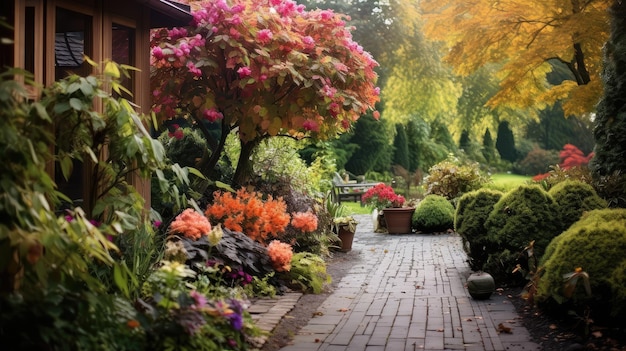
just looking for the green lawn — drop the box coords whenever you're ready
[341,201,374,215]
[485,173,532,192]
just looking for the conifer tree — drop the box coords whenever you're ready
[482,129,497,164]
[496,121,517,162]
[591,0,626,207]
[393,123,410,170]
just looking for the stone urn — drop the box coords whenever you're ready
[467,272,495,300]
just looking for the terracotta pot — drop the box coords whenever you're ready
[382,207,415,234]
[337,226,355,252]
[467,272,495,300]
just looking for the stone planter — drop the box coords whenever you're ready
[467,272,495,300]
[382,207,415,234]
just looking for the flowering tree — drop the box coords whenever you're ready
[151,0,380,185]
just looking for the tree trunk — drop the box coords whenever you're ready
[232,138,260,188]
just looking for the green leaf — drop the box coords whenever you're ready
[59,155,73,181]
[69,97,83,111]
[105,61,121,79]
[113,264,130,298]
[187,166,207,180]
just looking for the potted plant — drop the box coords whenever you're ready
[362,183,414,234]
[332,216,358,252]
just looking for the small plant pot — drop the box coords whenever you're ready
[382,207,415,234]
[337,226,355,252]
[467,272,495,300]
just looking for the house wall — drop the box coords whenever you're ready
[6,0,172,212]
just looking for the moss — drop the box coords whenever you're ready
[536,210,626,317]
[455,189,503,271]
[548,180,607,231]
[412,194,455,233]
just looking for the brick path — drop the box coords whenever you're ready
[275,214,542,351]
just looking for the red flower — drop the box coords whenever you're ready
[361,183,405,210]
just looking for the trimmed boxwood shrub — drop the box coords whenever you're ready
[548,180,607,231]
[483,185,560,282]
[412,194,455,233]
[454,189,503,271]
[536,209,626,318]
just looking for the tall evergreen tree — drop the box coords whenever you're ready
[590,0,626,207]
[459,130,471,151]
[392,124,410,170]
[496,121,517,162]
[344,114,391,175]
[406,119,423,172]
[482,129,497,164]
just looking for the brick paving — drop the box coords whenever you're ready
[273,214,542,351]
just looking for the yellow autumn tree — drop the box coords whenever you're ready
[381,0,461,124]
[420,0,611,118]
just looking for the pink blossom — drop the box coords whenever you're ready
[230,14,243,26]
[302,36,315,48]
[190,290,207,309]
[259,74,268,82]
[320,10,333,21]
[329,102,340,117]
[152,46,164,60]
[152,89,161,97]
[231,4,245,13]
[373,111,380,120]
[257,29,273,44]
[374,87,381,96]
[237,66,252,78]
[303,120,320,132]
[321,85,337,98]
[229,27,241,39]
[187,62,202,77]
[203,108,224,122]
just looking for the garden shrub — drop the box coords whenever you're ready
[548,180,607,231]
[412,194,455,233]
[515,147,560,176]
[536,209,626,318]
[483,185,560,282]
[288,252,332,294]
[454,189,503,271]
[424,155,490,201]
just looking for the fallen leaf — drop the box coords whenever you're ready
[497,323,512,334]
[338,308,349,312]
[591,331,603,338]
[436,328,444,332]
[315,338,320,343]
[384,249,389,253]
[549,324,558,330]
[313,311,324,316]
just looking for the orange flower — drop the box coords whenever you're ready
[126,319,140,329]
[205,189,290,244]
[291,211,318,233]
[169,208,212,241]
[267,240,293,272]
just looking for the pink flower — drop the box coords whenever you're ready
[237,66,252,78]
[303,120,320,132]
[257,29,273,44]
[302,36,315,48]
[152,46,164,60]
[187,62,202,77]
[203,108,224,122]
[373,111,380,120]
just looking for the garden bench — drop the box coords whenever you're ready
[331,173,379,203]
